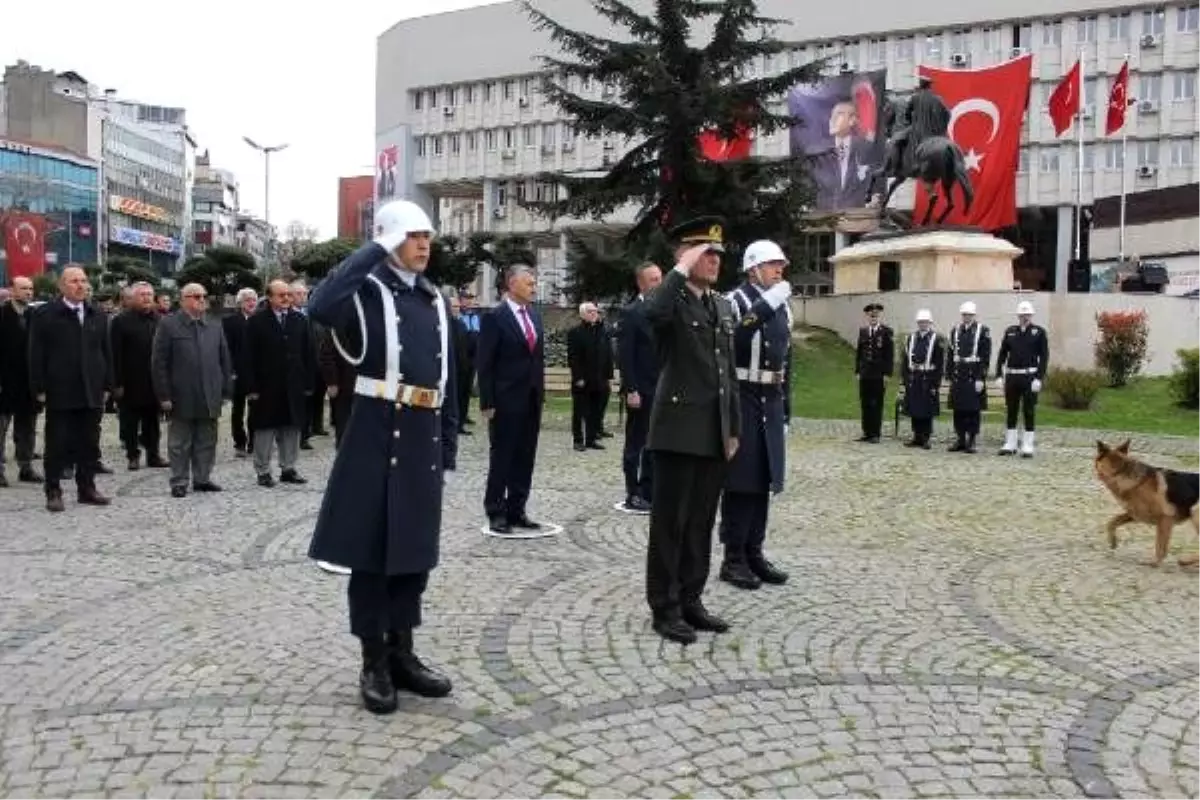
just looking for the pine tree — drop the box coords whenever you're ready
[523,0,824,297]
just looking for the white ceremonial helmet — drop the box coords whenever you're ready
[916,308,933,322]
[1016,300,1035,315]
[959,300,977,315]
[374,199,434,240]
[742,240,788,272]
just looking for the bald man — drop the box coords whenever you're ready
[0,276,43,487]
[28,265,113,512]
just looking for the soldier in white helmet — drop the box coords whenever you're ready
[994,300,1049,457]
[945,300,992,453]
[306,199,459,714]
[900,308,944,449]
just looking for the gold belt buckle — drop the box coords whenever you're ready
[413,388,435,408]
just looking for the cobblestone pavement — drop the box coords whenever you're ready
[0,415,1196,799]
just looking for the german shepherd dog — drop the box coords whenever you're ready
[1094,439,1199,568]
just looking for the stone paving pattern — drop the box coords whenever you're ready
[0,415,1196,798]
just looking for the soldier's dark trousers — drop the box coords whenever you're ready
[952,410,981,437]
[348,571,429,638]
[719,490,770,558]
[622,404,654,501]
[910,416,933,443]
[119,403,161,460]
[858,377,885,438]
[44,408,101,494]
[646,452,727,620]
[571,388,606,445]
[1004,376,1037,430]
[456,367,473,430]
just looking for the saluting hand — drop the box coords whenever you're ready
[674,244,710,276]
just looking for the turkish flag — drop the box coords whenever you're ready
[697,125,752,161]
[915,55,1032,231]
[2,211,47,280]
[1048,60,1081,137]
[1106,61,1131,136]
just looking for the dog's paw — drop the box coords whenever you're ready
[1177,554,1199,569]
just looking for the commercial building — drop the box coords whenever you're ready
[234,213,274,265]
[376,0,1200,300]
[0,61,193,274]
[0,137,100,281]
[337,175,374,241]
[192,149,241,253]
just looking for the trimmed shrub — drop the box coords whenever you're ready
[1094,309,1150,387]
[1045,367,1106,410]
[1168,347,1200,409]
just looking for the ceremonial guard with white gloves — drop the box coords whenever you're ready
[717,240,793,591]
[854,302,893,444]
[900,308,944,449]
[994,300,1048,458]
[306,200,459,714]
[944,301,991,454]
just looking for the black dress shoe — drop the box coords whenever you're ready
[948,439,966,452]
[599,430,614,439]
[257,474,276,488]
[127,457,141,471]
[146,455,168,468]
[866,436,881,443]
[719,560,762,590]
[573,443,586,452]
[279,470,307,484]
[652,616,697,645]
[171,486,188,498]
[18,468,43,483]
[299,440,313,451]
[586,442,605,450]
[488,516,512,534]
[682,604,730,633]
[509,515,542,530]
[748,553,789,585]
[623,495,652,513]
[388,630,452,698]
[359,637,398,715]
[193,481,222,492]
[903,439,921,448]
[856,434,872,442]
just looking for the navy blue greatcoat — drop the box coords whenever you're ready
[306,243,459,576]
[900,330,944,420]
[725,282,792,495]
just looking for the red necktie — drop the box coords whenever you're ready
[518,307,536,352]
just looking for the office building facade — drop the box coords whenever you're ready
[376,0,1199,298]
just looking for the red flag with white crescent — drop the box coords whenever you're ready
[1106,61,1131,136]
[3,211,47,280]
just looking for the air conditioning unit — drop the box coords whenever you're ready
[541,144,556,155]
[1137,164,1158,178]
[1139,33,1160,48]
[561,141,575,152]
[1139,99,1159,115]
[950,53,970,67]
[839,61,856,73]
[442,106,454,117]
[602,141,615,151]
[493,207,507,219]
[518,96,530,107]
[601,86,615,98]
[1080,105,1095,120]
[501,148,516,160]
[1010,46,1029,58]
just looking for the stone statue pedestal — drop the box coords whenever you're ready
[829,228,1022,294]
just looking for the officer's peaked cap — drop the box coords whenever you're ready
[864,302,884,313]
[375,200,434,240]
[668,215,726,252]
[742,240,788,272]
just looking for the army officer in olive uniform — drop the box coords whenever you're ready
[643,216,741,646]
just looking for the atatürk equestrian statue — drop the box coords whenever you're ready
[866,77,975,227]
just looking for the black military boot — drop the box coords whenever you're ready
[947,434,966,452]
[719,554,762,590]
[388,629,452,698]
[359,637,398,714]
[965,434,978,454]
[747,550,789,585]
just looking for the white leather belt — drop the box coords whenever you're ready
[1006,368,1038,375]
[911,365,938,371]
[736,368,784,384]
[354,376,443,409]
[959,357,981,363]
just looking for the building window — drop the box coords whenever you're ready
[449,133,460,154]
[1136,140,1159,166]
[484,130,497,151]
[1083,78,1097,109]
[563,124,576,145]
[484,82,495,103]
[1017,147,1030,173]
[427,89,437,108]
[1179,5,1199,32]
[523,125,536,147]
[1102,141,1125,170]
[464,85,474,104]
[923,34,941,59]
[502,80,514,100]
[1174,71,1197,100]
[433,136,444,156]
[494,184,507,207]
[413,92,423,111]
[466,131,477,151]
[867,38,887,63]
[416,138,427,157]
[981,27,1000,51]
[1143,8,1166,35]
[894,37,914,60]
[541,123,556,147]
[1169,138,1196,166]
[1139,73,1163,101]
[503,128,515,149]
[1108,12,1131,40]
[520,77,533,97]
[1042,21,1062,45]
[1077,15,1097,42]
[948,30,967,54]
[1077,143,1096,170]
[445,87,457,107]
[1039,148,1060,172]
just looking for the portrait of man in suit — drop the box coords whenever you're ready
[814,98,875,211]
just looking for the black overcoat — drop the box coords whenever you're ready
[0,302,35,414]
[110,310,160,408]
[306,243,459,576]
[945,322,992,412]
[243,308,314,429]
[900,330,944,419]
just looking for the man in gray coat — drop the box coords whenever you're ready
[151,283,233,498]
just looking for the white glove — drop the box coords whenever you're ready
[993,377,1004,389]
[373,227,407,253]
[761,281,793,310]
[442,470,455,488]
[1031,379,1042,393]
[784,424,790,436]
[974,380,984,393]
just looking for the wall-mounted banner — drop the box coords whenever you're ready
[109,194,172,224]
[110,224,181,254]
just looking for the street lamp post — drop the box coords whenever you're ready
[242,136,288,264]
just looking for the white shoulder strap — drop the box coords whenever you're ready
[433,291,449,404]
[329,290,368,366]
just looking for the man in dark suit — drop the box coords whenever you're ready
[110,282,166,470]
[222,288,258,456]
[814,98,875,211]
[854,302,894,443]
[643,217,741,645]
[617,262,662,512]
[566,301,613,452]
[28,265,113,513]
[0,276,42,487]
[448,295,475,436]
[476,264,545,535]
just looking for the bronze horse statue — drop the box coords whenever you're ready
[866,91,975,227]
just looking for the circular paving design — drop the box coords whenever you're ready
[0,416,1195,798]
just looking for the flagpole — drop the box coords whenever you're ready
[1118,53,1130,263]
[1074,50,1084,262]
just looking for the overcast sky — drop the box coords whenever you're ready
[2,0,503,239]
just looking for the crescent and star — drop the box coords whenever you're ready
[947,97,1001,174]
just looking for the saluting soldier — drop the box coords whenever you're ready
[718,240,793,591]
[854,302,893,443]
[306,199,459,715]
[945,300,992,453]
[900,308,944,449]
[643,216,740,645]
[994,299,1049,458]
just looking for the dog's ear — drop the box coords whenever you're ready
[1118,439,1131,454]
[1096,440,1108,454]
